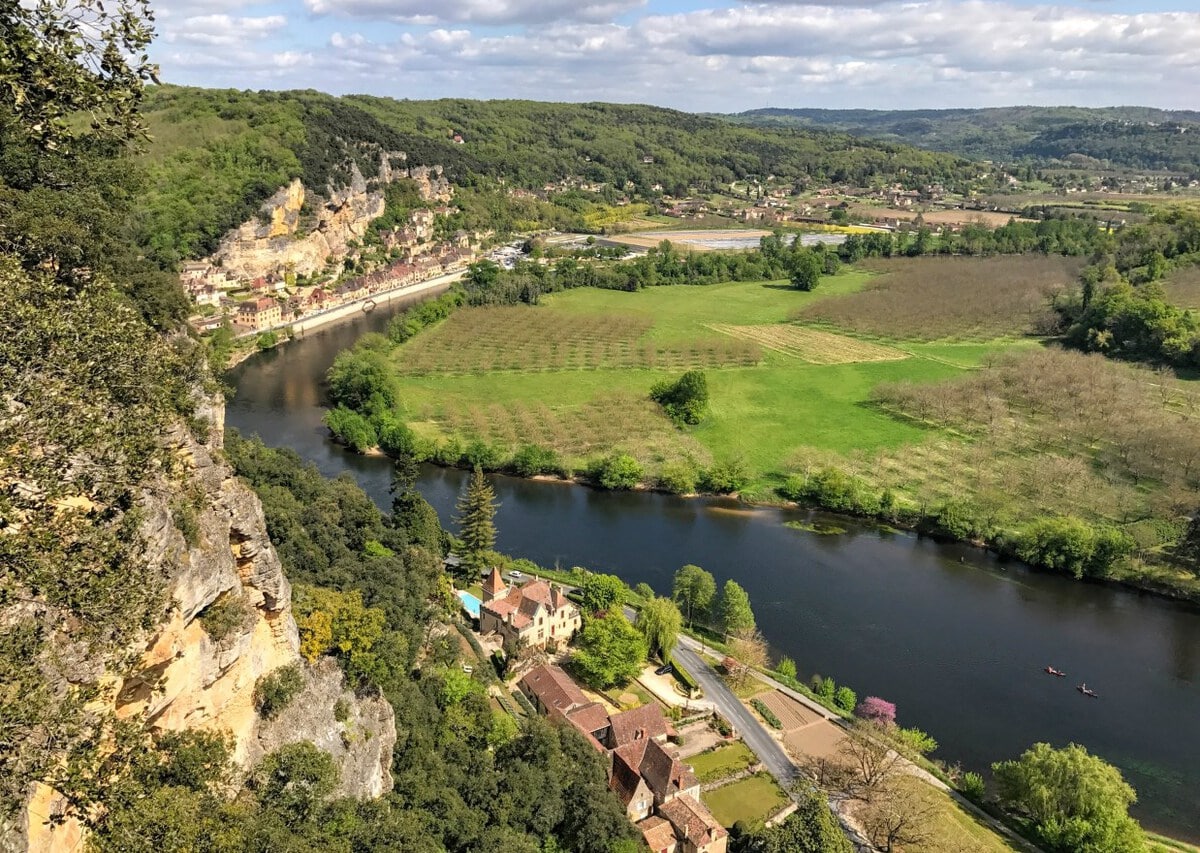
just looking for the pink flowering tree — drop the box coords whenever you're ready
[854,696,897,727]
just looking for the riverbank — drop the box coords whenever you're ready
[222,271,462,369]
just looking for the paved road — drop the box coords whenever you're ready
[674,639,799,788]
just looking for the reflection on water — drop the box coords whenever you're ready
[227,292,1200,841]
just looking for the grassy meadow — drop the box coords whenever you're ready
[380,254,1198,590]
[390,267,1013,493]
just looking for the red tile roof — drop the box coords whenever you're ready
[518,665,588,719]
[658,795,726,847]
[608,702,670,747]
[639,816,677,853]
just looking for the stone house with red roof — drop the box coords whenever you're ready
[479,569,581,650]
[516,663,725,853]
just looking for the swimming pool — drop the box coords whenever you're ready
[457,590,482,619]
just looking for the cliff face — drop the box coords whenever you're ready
[11,396,395,852]
[212,152,452,282]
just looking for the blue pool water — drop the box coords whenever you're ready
[457,590,482,619]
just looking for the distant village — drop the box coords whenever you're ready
[183,202,478,337]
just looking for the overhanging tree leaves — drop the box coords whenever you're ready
[672,563,716,628]
[992,742,1145,853]
[636,597,682,661]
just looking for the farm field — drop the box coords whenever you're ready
[796,255,1083,340]
[377,253,1198,586]
[388,270,1011,492]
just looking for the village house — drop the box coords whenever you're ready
[517,664,726,853]
[480,569,581,650]
[237,297,281,330]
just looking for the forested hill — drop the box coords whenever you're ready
[728,106,1200,173]
[136,85,978,264]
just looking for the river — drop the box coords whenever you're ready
[228,293,1200,840]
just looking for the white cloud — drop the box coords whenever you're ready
[165,14,288,47]
[303,0,646,25]
[153,0,1200,112]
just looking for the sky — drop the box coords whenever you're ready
[152,0,1200,112]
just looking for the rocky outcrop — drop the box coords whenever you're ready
[212,152,452,282]
[9,394,395,852]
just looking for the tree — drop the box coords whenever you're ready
[650,369,709,425]
[789,249,824,291]
[859,779,936,853]
[251,743,338,823]
[2,0,158,152]
[672,564,716,627]
[580,572,627,615]
[326,348,399,411]
[992,742,1145,853]
[637,597,682,661]
[571,613,648,689]
[590,452,643,490]
[737,788,852,852]
[726,630,768,688]
[455,466,498,576]
[718,580,756,636]
[854,696,897,727]
[777,656,798,680]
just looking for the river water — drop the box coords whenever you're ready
[228,293,1200,840]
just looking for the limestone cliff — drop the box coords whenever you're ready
[212,151,452,282]
[8,396,395,852]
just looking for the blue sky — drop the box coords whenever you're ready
[153,0,1200,112]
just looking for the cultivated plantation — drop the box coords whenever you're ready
[368,249,1198,594]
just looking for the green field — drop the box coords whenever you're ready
[390,271,1020,495]
[701,773,789,828]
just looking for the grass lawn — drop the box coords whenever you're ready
[702,773,789,829]
[389,273,1022,493]
[687,742,756,783]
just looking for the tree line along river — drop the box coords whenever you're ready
[227,292,1200,841]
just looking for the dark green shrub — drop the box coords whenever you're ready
[699,459,747,494]
[589,453,643,490]
[254,664,306,719]
[959,770,986,802]
[197,594,249,642]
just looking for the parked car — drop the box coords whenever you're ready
[655,663,673,676]
[509,570,523,580]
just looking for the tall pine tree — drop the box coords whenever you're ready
[455,466,498,577]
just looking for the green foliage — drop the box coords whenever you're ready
[255,331,279,351]
[673,564,717,627]
[992,742,1146,853]
[734,105,1200,172]
[960,771,986,803]
[579,573,628,615]
[650,369,710,426]
[589,452,643,490]
[510,443,563,477]
[781,467,882,516]
[700,458,750,494]
[327,348,400,411]
[637,597,683,661]
[455,467,499,575]
[293,585,388,685]
[197,594,250,643]
[374,411,420,460]
[752,698,783,729]
[893,727,938,757]
[790,249,825,291]
[252,742,339,823]
[834,685,858,714]
[387,290,463,343]
[1013,516,1135,579]
[719,580,757,636]
[734,787,853,852]
[324,405,378,452]
[777,656,798,680]
[253,664,306,719]
[657,460,699,494]
[572,613,649,689]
